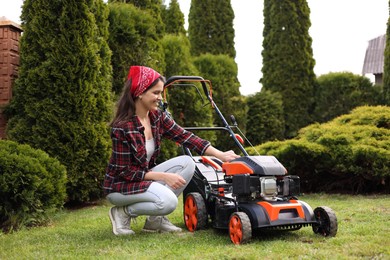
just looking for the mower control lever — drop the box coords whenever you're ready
[230,115,238,126]
[200,156,222,171]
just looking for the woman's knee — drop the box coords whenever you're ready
[156,191,178,214]
[106,192,129,206]
[180,155,195,170]
[141,182,178,214]
[178,155,195,180]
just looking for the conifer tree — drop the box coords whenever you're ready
[383,0,390,104]
[261,0,316,138]
[246,91,285,145]
[162,0,186,35]
[107,3,164,95]
[193,54,245,152]
[188,0,245,152]
[6,0,112,202]
[161,34,215,139]
[158,34,216,161]
[188,0,235,58]
[314,72,381,123]
[109,0,165,36]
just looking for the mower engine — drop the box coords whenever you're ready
[222,156,300,200]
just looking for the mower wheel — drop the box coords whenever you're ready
[229,212,252,245]
[184,192,207,232]
[312,206,338,237]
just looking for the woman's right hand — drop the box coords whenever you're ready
[162,173,187,190]
[145,171,186,190]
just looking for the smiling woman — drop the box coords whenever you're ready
[103,65,240,236]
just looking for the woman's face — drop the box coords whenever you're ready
[139,80,164,111]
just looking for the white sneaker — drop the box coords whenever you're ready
[109,206,135,236]
[142,216,182,233]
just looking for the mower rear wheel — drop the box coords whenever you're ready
[184,192,207,232]
[229,212,252,245]
[312,206,338,237]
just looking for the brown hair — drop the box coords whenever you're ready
[110,76,165,127]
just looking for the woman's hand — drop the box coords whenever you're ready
[217,150,240,162]
[145,171,186,190]
[162,173,187,190]
[204,146,240,162]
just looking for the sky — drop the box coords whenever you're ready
[1,0,388,96]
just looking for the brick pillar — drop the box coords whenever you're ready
[0,17,22,139]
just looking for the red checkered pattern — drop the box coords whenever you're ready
[103,109,210,195]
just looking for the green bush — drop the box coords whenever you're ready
[108,2,164,95]
[249,106,390,193]
[246,90,285,145]
[0,140,67,233]
[247,140,331,191]
[313,72,381,123]
[6,0,112,203]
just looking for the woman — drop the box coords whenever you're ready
[103,66,239,236]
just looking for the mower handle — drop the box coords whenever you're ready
[164,76,210,97]
[164,75,249,156]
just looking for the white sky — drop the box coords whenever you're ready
[1,0,388,95]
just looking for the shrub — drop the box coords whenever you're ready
[313,72,381,123]
[0,140,67,233]
[6,0,112,203]
[247,140,331,191]
[246,90,285,145]
[250,106,390,193]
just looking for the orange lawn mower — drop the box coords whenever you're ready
[162,76,338,245]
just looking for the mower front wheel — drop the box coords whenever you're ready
[184,192,207,232]
[312,206,338,237]
[229,212,252,245]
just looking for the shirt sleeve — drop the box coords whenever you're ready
[160,111,211,155]
[110,127,147,182]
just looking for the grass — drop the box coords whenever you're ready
[0,194,389,259]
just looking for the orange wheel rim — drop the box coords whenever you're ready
[229,215,243,245]
[184,196,198,232]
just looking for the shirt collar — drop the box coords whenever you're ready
[131,110,161,131]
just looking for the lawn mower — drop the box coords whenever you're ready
[163,76,338,245]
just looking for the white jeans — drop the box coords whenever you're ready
[106,155,195,216]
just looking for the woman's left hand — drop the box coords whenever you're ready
[218,150,240,162]
[204,146,240,162]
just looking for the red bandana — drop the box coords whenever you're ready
[127,66,161,98]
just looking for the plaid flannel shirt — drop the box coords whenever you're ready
[103,109,210,195]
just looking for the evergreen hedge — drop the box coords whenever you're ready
[108,2,165,95]
[193,54,245,152]
[0,140,67,233]
[248,106,390,193]
[5,0,112,203]
[246,90,285,145]
[313,72,381,123]
[188,0,236,57]
[261,0,316,138]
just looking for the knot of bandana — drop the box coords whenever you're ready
[127,66,161,98]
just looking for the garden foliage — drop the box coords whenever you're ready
[162,0,186,35]
[261,0,316,138]
[383,0,390,103]
[5,0,112,202]
[313,72,382,123]
[246,90,285,145]
[158,34,216,162]
[107,2,165,95]
[0,140,67,232]
[193,54,246,152]
[188,0,235,57]
[248,106,390,193]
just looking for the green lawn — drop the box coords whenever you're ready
[1,194,389,259]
